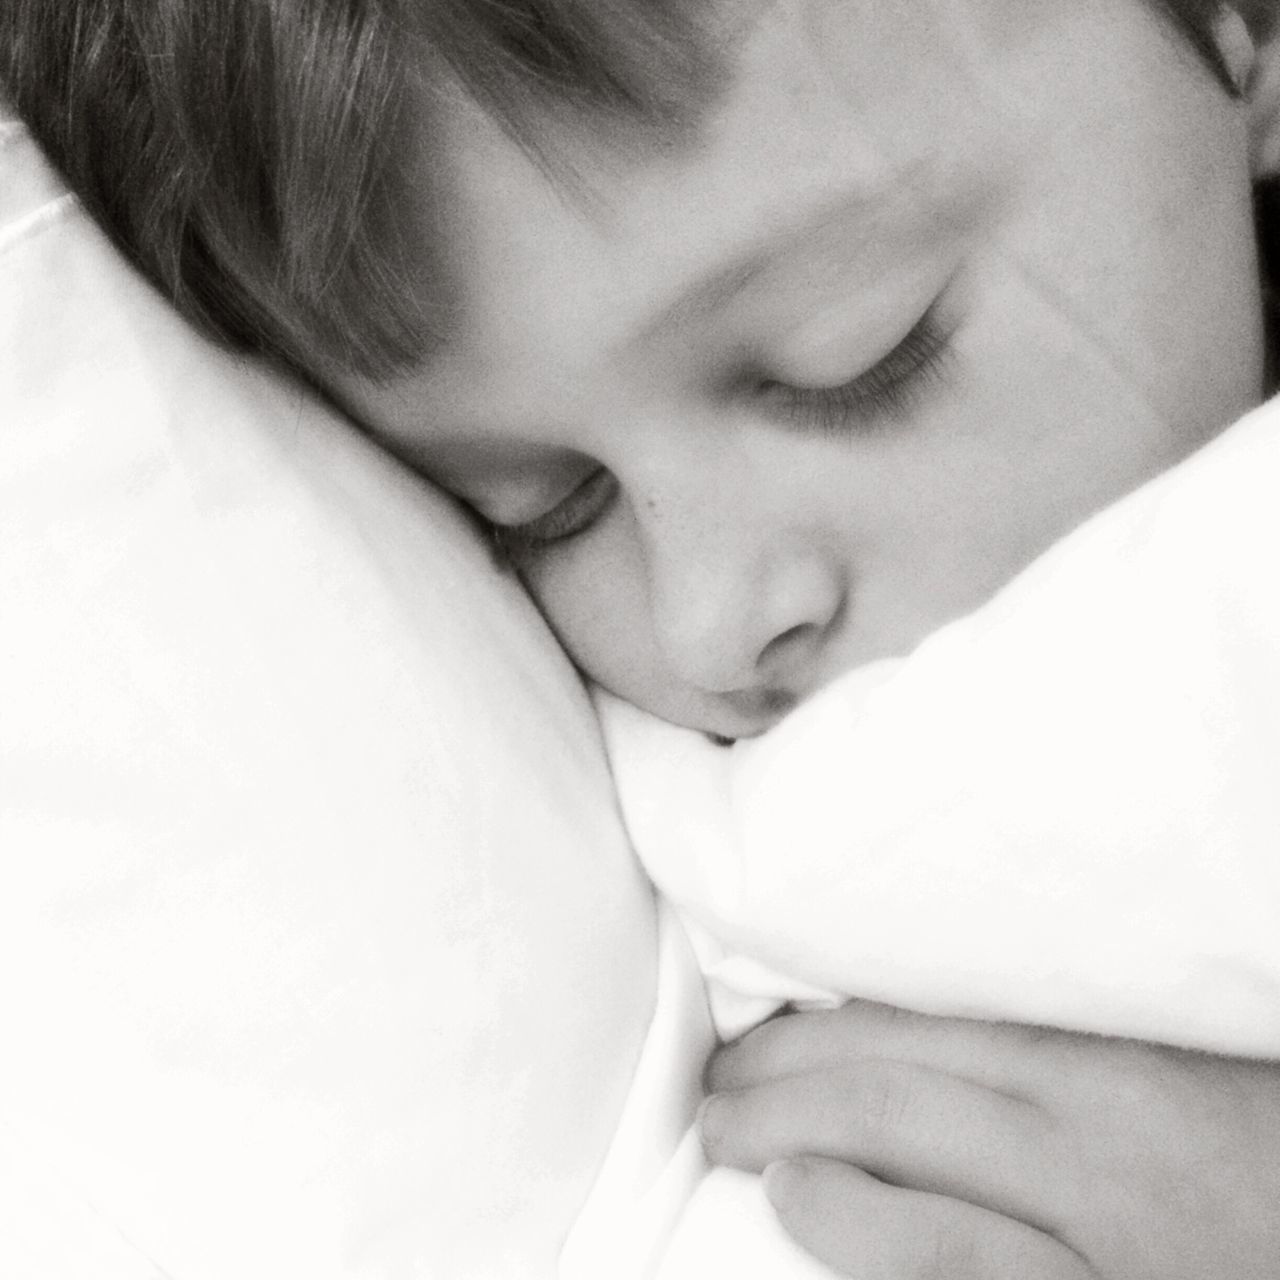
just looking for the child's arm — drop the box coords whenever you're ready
[700,1000,1280,1280]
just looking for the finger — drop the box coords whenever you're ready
[764,1158,1092,1280]
[700,1059,1068,1232]
[709,999,1072,1099]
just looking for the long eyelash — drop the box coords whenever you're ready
[488,519,548,564]
[487,468,616,560]
[488,522,545,563]
[486,523,523,572]
[766,308,956,436]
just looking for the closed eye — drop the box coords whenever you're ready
[486,467,617,559]
[757,304,956,436]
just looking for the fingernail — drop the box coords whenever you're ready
[695,1093,723,1149]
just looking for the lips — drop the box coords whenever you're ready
[713,685,800,737]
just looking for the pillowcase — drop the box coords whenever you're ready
[0,113,662,1279]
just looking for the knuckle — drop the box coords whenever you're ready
[1101,1038,1186,1118]
[910,1221,980,1280]
[852,1061,918,1141]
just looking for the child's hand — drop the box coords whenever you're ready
[699,1000,1280,1279]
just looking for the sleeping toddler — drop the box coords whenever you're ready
[323,2,1280,1273]
[348,0,1280,1057]
[12,0,1280,1275]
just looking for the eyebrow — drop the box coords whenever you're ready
[348,176,903,472]
[393,164,898,401]
[640,252,774,338]
[635,187,891,344]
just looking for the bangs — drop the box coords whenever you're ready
[0,0,718,383]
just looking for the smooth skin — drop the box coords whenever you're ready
[702,1001,1280,1279]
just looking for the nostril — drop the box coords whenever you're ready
[758,621,818,671]
[717,685,798,725]
[759,686,798,717]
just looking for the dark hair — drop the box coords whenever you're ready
[0,1,1272,382]
[0,1,712,378]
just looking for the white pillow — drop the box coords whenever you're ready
[0,115,664,1279]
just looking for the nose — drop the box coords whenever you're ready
[645,509,847,702]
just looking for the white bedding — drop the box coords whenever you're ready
[1,111,663,1280]
[559,905,837,1280]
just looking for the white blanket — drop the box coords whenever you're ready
[599,393,1280,1055]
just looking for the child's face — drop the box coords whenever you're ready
[335,0,1270,739]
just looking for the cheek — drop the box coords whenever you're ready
[839,272,1215,644]
[521,539,660,697]
[950,253,1233,519]
[990,69,1263,432]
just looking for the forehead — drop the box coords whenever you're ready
[341,0,1128,442]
